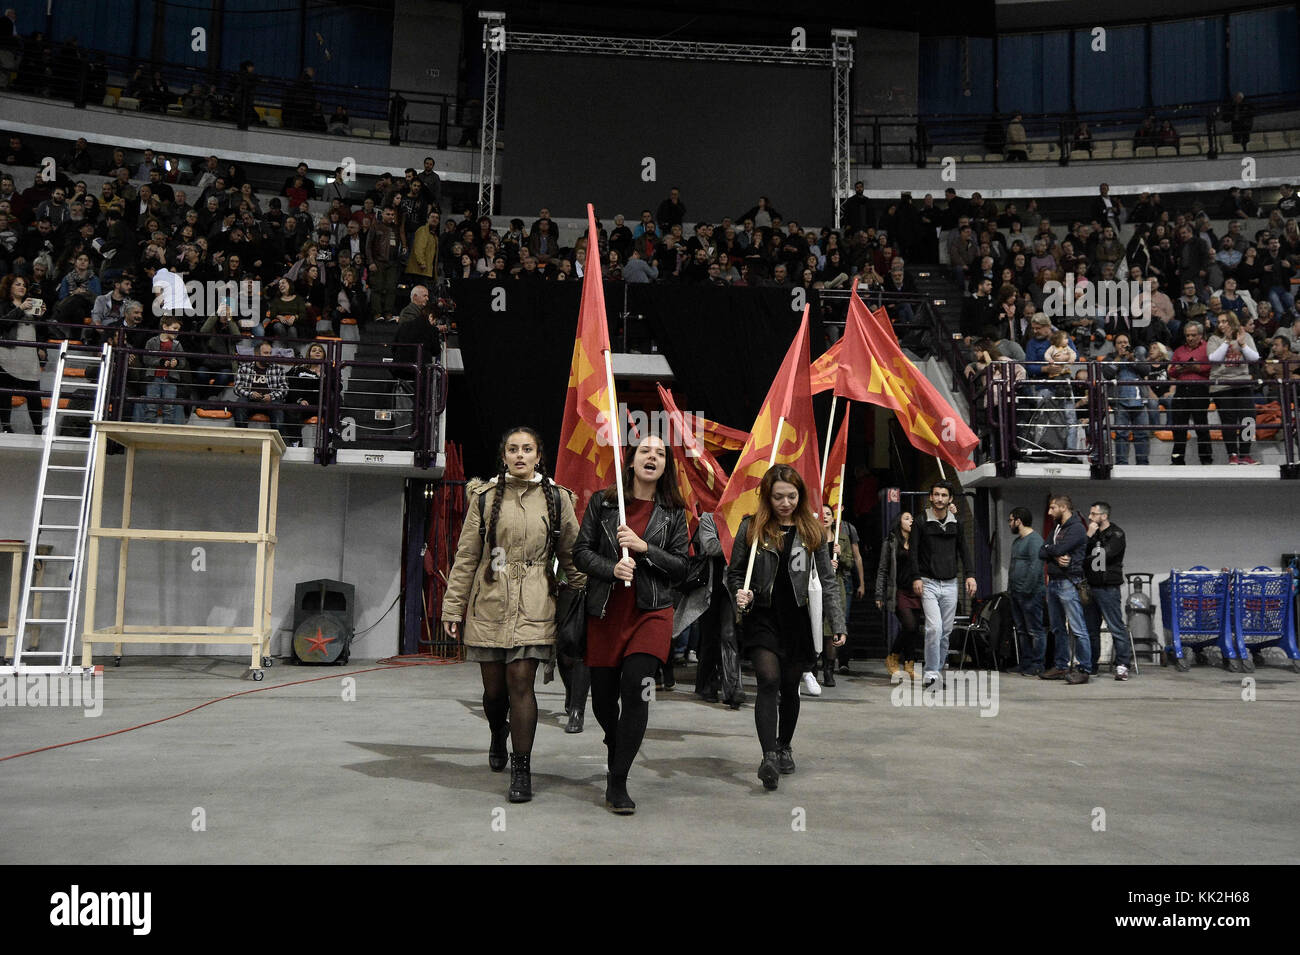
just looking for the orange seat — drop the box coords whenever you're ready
[305,416,319,424]
[41,398,71,409]
[1155,430,1173,441]
[10,396,25,408]
[249,413,271,423]
[63,367,87,378]
[340,318,358,325]
[195,408,232,420]
[316,336,342,342]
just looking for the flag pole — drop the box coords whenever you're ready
[820,393,837,490]
[603,346,632,586]
[741,414,785,593]
[833,406,849,541]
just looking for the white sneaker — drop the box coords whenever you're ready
[800,671,822,696]
[687,650,698,663]
[922,670,942,689]
[1114,664,1130,682]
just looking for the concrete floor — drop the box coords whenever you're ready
[1,656,1297,865]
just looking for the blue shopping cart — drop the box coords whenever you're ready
[1231,566,1300,674]
[1166,567,1239,672]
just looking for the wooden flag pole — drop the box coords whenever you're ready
[820,394,838,486]
[741,414,785,594]
[833,406,850,542]
[603,348,632,587]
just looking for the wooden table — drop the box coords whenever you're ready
[80,424,284,678]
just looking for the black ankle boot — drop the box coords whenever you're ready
[605,773,636,814]
[757,751,781,790]
[565,708,584,733]
[822,657,836,687]
[508,753,532,802]
[488,721,510,772]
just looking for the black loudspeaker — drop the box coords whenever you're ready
[291,579,357,665]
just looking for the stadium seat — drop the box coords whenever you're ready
[1135,145,1156,158]
[1179,136,1201,155]
[1264,132,1286,150]
[264,114,282,128]
[1112,140,1133,158]
[961,154,983,163]
[166,103,184,115]
[117,97,140,111]
[1286,130,1300,149]
[373,127,391,140]
[1069,149,1090,160]
[1027,142,1050,161]
[1091,140,1114,159]
[1156,145,1177,156]
[10,396,24,408]
[40,398,71,410]
[1245,139,1264,152]
[351,128,372,138]
[101,93,117,107]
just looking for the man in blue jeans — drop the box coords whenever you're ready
[1007,507,1047,675]
[1039,494,1091,684]
[1083,501,1135,681]
[912,481,977,689]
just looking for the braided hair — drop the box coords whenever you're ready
[483,426,560,596]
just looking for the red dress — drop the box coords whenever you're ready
[584,498,673,668]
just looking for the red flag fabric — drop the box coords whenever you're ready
[835,279,978,471]
[555,204,620,519]
[822,406,850,515]
[657,385,731,535]
[680,411,749,454]
[809,338,842,395]
[713,306,823,561]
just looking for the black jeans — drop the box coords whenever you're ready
[1212,384,1255,457]
[1170,382,1212,463]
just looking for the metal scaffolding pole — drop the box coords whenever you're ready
[831,29,856,231]
[476,10,505,218]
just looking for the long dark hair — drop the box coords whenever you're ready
[482,425,561,597]
[601,435,686,510]
[745,464,823,553]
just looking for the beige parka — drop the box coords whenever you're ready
[441,473,585,647]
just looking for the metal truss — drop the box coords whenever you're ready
[832,30,856,230]
[506,31,834,66]
[476,11,505,218]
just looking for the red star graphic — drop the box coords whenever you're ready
[305,627,334,655]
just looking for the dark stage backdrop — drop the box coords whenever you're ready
[447,280,827,480]
[502,54,834,226]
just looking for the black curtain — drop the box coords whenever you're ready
[449,279,827,479]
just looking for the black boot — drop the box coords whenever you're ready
[757,751,781,790]
[822,655,836,687]
[508,753,532,803]
[565,707,584,734]
[605,773,636,814]
[488,721,510,772]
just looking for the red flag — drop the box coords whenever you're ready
[658,384,731,534]
[555,204,620,519]
[822,406,850,515]
[809,338,842,395]
[835,279,978,471]
[714,306,822,561]
[680,411,749,454]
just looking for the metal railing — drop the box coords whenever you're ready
[6,43,466,150]
[983,357,1300,477]
[2,321,445,467]
[854,94,1300,168]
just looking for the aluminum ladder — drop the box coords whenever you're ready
[1,342,111,675]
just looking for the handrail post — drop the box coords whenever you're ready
[1090,361,1111,479]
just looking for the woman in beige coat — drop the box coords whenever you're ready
[442,426,583,803]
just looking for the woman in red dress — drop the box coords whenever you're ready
[574,435,688,814]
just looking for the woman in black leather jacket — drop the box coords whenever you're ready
[729,464,846,791]
[573,434,688,814]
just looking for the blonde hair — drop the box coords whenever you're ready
[1050,330,1069,347]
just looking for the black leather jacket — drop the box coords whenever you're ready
[726,516,846,634]
[573,489,689,618]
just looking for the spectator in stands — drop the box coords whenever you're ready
[1207,312,1261,464]
[1258,235,1296,319]
[1134,115,1157,149]
[365,206,401,322]
[58,252,100,300]
[264,276,310,342]
[90,273,133,326]
[1091,183,1123,232]
[528,219,559,265]
[840,181,872,236]
[138,316,189,424]
[1071,122,1092,155]
[1224,91,1253,150]
[3,134,35,167]
[960,276,995,345]
[335,266,370,327]
[1099,334,1152,465]
[0,274,45,434]
[947,223,978,289]
[406,209,439,288]
[0,8,18,91]
[1005,112,1028,161]
[623,248,658,284]
[656,187,685,237]
[234,339,286,428]
[1157,120,1178,149]
[1169,320,1214,465]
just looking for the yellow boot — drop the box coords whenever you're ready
[885,653,900,676]
[903,659,916,680]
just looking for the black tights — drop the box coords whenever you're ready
[0,371,41,431]
[558,654,590,714]
[893,605,921,661]
[751,647,803,754]
[479,659,540,755]
[589,653,659,779]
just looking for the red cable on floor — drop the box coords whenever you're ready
[0,663,412,763]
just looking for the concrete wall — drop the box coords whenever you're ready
[0,452,407,662]
[390,0,463,148]
[987,478,1300,635]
